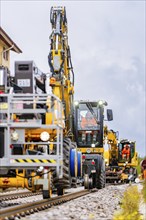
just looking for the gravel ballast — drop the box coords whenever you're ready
[1,183,145,220]
[21,184,128,220]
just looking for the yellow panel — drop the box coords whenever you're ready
[26,159,33,163]
[49,159,56,163]
[78,148,104,154]
[0,103,8,109]
[42,159,48,163]
[18,159,24,163]
[34,159,41,163]
[46,112,52,124]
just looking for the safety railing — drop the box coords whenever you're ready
[0,93,64,178]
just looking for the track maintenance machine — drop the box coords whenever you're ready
[104,129,121,183]
[118,139,138,182]
[0,6,82,198]
[104,135,138,183]
[74,100,113,189]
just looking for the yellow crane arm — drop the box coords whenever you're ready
[104,127,119,165]
[48,6,74,132]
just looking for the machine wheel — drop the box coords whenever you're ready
[96,156,105,189]
[96,168,105,189]
[84,174,93,189]
[53,138,71,194]
[53,138,80,193]
[128,167,138,182]
[71,177,77,188]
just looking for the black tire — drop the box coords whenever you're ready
[84,174,93,189]
[96,156,105,189]
[71,177,77,188]
[53,138,71,195]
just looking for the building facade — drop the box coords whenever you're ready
[0,27,22,69]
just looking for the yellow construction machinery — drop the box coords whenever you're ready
[104,129,122,183]
[0,6,82,198]
[104,133,138,183]
[117,139,138,182]
[0,6,138,198]
[74,100,113,189]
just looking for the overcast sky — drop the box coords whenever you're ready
[1,0,145,156]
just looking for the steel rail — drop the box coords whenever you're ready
[0,191,42,201]
[0,189,90,219]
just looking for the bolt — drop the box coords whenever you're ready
[25,210,30,215]
[34,208,39,212]
[30,209,34,214]
[41,206,45,210]
[15,213,20,219]
[9,215,15,220]
[20,212,25,217]
[44,205,48,209]
[38,207,42,211]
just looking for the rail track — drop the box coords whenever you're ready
[0,189,91,220]
[0,191,42,202]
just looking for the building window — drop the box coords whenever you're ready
[3,47,9,61]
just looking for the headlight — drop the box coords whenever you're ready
[98,100,104,106]
[98,100,108,106]
[40,131,50,142]
[74,101,79,106]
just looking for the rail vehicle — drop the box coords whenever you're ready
[104,136,138,183]
[0,6,83,198]
[74,100,113,189]
[104,129,121,183]
[118,139,138,182]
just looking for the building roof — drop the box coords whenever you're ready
[0,27,22,53]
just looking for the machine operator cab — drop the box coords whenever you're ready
[118,140,136,163]
[80,111,97,130]
[74,100,113,148]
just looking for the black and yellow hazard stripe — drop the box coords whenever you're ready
[14,159,56,163]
